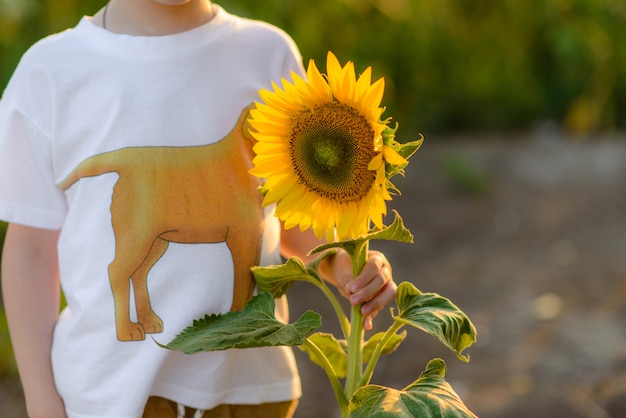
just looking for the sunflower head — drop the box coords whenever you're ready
[248,52,421,241]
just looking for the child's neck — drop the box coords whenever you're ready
[100,0,215,36]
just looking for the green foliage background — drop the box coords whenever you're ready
[1,0,625,135]
[0,0,624,377]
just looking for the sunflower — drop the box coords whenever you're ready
[248,52,409,241]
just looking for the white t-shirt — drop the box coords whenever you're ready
[0,6,304,418]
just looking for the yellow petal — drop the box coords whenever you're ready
[284,210,305,230]
[259,85,299,113]
[362,77,385,111]
[309,198,334,240]
[368,153,384,171]
[263,182,291,206]
[354,66,372,102]
[326,51,344,97]
[335,60,356,104]
[368,195,386,230]
[276,183,309,213]
[280,80,306,106]
[298,209,313,231]
[324,228,335,242]
[311,222,326,240]
[306,59,332,102]
[373,134,384,151]
[284,191,312,231]
[251,103,292,124]
[383,146,408,166]
[263,172,299,196]
[252,141,289,154]
[250,157,291,178]
[336,201,357,240]
[354,197,373,232]
[248,119,290,136]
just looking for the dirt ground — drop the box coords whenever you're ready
[2,131,626,417]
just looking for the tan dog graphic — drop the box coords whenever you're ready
[59,109,264,341]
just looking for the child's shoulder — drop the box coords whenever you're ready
[5,21,87,100]
[223,10,299,55]
[17,24,81,70]
[220,7,292,41]
[231,15,289,36]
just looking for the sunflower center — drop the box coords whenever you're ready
[290,102,376,203]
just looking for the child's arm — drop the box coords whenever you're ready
[1,223,67,418]
[280,226,396,330]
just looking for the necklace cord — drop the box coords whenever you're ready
[102,2,109,29]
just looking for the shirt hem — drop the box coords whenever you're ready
[0,200,65,229]
[151,378,302,411]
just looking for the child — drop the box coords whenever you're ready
[0,1,397,417]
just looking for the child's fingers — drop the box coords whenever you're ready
[347,254,393,304]
[361,280,397,316]
[361,281,397,330]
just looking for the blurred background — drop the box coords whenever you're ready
[1,0,625,417]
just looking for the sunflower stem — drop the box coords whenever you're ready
[345,304,364,401]
[316,277,351,339]
[303,338,349,415]
[344,240,369,400]
[306,256,350,338]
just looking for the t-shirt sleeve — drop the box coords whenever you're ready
[0,94,67,229]
[281,34,305,79]
[254,22,305,84]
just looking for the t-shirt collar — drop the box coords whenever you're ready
[73,4,232,59]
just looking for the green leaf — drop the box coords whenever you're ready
[309,211,413,258]
[308,237,364,259]
[300,330,407,379]
[363,330,407,363]
[159,292,321,354]
[252,257,323,298]
[348,359,478,418]
[382,123,423,180]
[395,282,476,362]
[304,248,339,275]
[395,135,424,161]
[299,332,348,378]
[365,211,414,243]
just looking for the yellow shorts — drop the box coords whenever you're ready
[142,396,298,418]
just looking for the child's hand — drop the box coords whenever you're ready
[331,250,396,331]
[280,227,396,330]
